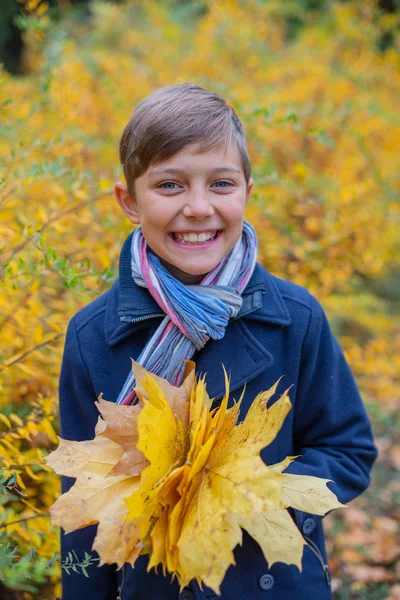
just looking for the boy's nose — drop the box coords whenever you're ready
[182,194,214,219]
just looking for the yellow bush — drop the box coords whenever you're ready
[0,0,398,596]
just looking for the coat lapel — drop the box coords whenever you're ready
[195,318,274,400]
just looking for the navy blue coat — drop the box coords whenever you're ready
[59,233,377,600]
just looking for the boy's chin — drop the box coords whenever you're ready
[158,258,210,285]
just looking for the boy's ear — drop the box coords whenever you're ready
[114,182,140,224]
[245,177,254,204]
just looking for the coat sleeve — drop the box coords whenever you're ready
[284,295,378,522]
[58,318,118,600]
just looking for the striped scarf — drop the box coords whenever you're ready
[116,220,258,405]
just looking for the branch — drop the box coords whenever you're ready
[5,463,46,470]
[1,190,111,264]
[0,332,63,371]
[0,290,33,334]
[0,513,49,530]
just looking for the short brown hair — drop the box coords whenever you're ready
[119,83,251,196]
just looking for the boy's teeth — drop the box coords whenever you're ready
[174,231,217,244]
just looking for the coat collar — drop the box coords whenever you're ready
[105,231,291,348]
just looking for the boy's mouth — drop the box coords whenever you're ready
[170,230,221,245]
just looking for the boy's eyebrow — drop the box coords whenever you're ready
[147,167,242,177]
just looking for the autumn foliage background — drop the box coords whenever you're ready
[0,1,399,598]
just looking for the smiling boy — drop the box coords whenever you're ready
[59,84,377,599]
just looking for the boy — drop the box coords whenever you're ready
[59,84,377,600]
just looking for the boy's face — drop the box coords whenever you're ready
[114,141,253,284]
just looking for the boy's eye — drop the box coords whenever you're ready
[213,180,234,188]
[157,181,180,190]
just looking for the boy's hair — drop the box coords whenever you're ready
[119,83,251,197]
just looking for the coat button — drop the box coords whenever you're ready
[180,589,194,600]
[259,573,275,591]
[302,517,316,535]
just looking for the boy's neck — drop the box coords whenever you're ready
[158,257,206,285]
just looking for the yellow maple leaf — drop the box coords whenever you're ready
[46,362,344,593]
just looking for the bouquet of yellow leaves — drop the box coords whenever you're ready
[46,362,343,594]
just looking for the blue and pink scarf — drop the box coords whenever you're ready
[116,220,258,405]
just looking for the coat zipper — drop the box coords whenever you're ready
[119,313,164,324]
[116,564,126,600]
[303,534,331,586]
